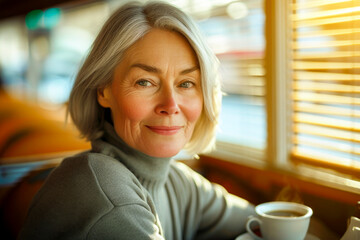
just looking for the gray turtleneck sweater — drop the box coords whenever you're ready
[19,123,255,240]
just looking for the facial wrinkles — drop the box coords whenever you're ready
[127,33,195,82]
[125,120,142,148]
[104,29,203,157]
[114,68,199,139]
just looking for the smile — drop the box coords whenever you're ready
[146,126,182,135]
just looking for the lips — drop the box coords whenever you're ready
[146,126,183,135]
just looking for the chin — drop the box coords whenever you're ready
[145,145,182,158]
[150,151,180,158]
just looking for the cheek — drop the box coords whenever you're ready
[184,96,203,123]
[116,96,149,122]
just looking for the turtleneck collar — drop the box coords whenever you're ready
[91,122,173,186]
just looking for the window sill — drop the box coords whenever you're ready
[201,151,360,204]
[197,153,359,236]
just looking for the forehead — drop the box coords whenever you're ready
[122,28,199,66]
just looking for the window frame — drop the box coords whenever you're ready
[210,0,292,169]
[208,0,360,195]
[264,0,293,169]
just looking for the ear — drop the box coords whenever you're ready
[97,86,112,108]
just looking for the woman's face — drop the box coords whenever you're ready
[97,29,203,158]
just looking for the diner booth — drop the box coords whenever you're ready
[0,0,359,239]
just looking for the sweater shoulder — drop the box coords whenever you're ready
[19,153,155,240]
[60,152,148,205]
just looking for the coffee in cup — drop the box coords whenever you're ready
[246,201,313,240]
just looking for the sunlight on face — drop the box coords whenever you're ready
[97,29,203,157]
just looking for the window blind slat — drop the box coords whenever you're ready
[293,71,360,81]
[293,40,360,50]
[293,0,352,10]
[294,28,360,39]
[294,124,360,143]
[293,15,360,28]
[292,6,360,21]
[293,92,360,105]
[291,152,360,179]
[294,102,360,118]
[294,51,360,59]
[293,81,360,93]
[294,135,360,155]
[294,113,360,132]
[292,150,360,170]
[293,61,360,70]
[292,7,360,21]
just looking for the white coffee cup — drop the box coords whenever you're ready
[246,201,313,240]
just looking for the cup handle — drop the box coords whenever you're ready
[353,227,360,240]
[246,216,263,240]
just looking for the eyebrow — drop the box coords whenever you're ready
[130,63,199,75]
[131,63,160,73]
[180,66,200,75]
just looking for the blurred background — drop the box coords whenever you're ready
[0,0,266,149]
[1,0,359,179]
[0,0,359,239]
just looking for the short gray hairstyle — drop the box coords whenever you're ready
[68,1,222,155]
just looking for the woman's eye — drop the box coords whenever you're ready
[136,79,152,87]
[179,81,194,88]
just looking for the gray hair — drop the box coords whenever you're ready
[68,1,222,155]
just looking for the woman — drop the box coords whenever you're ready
[19,1,255,239]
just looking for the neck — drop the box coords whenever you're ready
[92,122,173,186]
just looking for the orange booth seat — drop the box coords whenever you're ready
[0,92,90,239]
[0,92,90,159]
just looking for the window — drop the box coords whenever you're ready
[0,0,358,189]
[290,0,360,178]
[204,0,360,189]
[185,0,267,163]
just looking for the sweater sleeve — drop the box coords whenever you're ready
[173,162,255,240]
[87,204,165,240]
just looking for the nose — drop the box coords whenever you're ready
[155,88,180,116]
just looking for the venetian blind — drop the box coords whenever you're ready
[290,0,360,177]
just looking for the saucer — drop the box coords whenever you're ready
[235,233,254,240]
[235,233,320,240]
